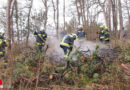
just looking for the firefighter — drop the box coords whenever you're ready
[34,29,47,52]
[76,25,86,39]
[99,25,105,43]
[60,33,78,67]
[104,27,110,43]
[60,33,78,59]
[0,32,8,69]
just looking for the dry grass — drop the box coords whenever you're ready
[110,39,130,48]
[0,38,130,90]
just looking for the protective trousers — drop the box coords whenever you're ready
[0,50,8,69]
[36,43,45,52]
[99,29,105,43]
[99,34,104,43]
[60,45,72,59]
[104,34,110,43]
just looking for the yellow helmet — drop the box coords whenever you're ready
[71,33,78,40]
[4,40,8,43]
[105,27,108,30]
[99,25,104,29]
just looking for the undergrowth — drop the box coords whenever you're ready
[0,44,130,90]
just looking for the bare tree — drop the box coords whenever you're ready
[108,0,112,30]
[63,0,66,31]
[26,0,33,46]
[82,0,87,25]
[118,0,123,39]
[75,0,81,24]
[7,0,13,50]
[10,0,15,43]
[42,0,48,31]
[56,0,59,38]
[97,0,110,27]
[52,0,56,26]
[123,0,130,24]
[14,0,20,43]
[111,0,118,31]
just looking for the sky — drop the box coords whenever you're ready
[0,0,105,25]
[2,0,130,33]
[32,0,76,25]
[0,0,106,36]
[0,0,128,40]
[0,0,129,35]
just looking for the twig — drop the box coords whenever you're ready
[35,58,41,89]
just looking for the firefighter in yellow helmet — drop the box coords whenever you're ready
[60,33,78,59]
[99,25,105,43]
[60,33,78,67]
[34,29,48,52]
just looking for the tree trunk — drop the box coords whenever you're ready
[75,0,81,24]
[14,0,19,43]
[108,0,111,30]
[26,0,33,47]
[111,0,118,31]
[7,0,13,50]
[56,0,59,38]
[128,9,130,24]
[79,0,84,25]
[82,0,86,25]
[111,0,118,39]
[63,0,65,31]
[52,0,56,27]
[125,0,130,23]
[118,0,123,39]
[97,0,109,27]
[42,0,48,31]
[86,0,90,25]
[10,0,15,43]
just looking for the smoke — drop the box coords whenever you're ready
[46,37,108,64]
[73,39,108,54]
[46,37,64,57]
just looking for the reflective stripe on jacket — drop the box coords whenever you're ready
[99,29,105,39]
[36,42,45,46]
[34,31,47,43]
[60,34,75,48]
[76,30,85,38]
[104,30,110,40]
[0,39,7,48]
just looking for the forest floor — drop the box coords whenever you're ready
[0,39,130,90]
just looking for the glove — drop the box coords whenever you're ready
[34,31,37,35]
